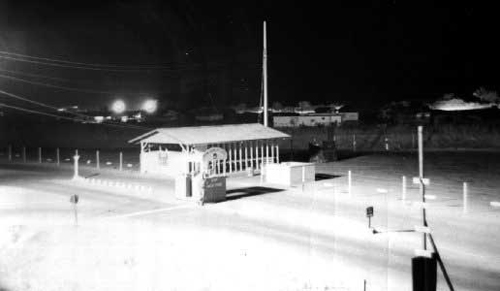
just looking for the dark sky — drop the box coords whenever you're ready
[0,0,499,110]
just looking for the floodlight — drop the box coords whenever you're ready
[111,99,126,114]
[142,99,158,113]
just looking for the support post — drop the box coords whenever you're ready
[238,143,243,171]
[250,141,254,169]
[228,143,233,173]
[256,141,260,170]
[73,151,80,180]
[38,147,42,163]
[119,152,123,171]
[270,141,275,163]
[96,150,100,170]
[263,21,268,127]
[418,126,427,250]
[276,144,280,163]
[244,142,248,168]
[22,146,26,163]
[463,182,468,214]
[261,142,264,168]
[56,148,60,166]
[266,142,269,164]
[233,143,238,172]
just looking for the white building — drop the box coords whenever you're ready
[129,123,289,177]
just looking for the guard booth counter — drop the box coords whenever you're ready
[189,146,228,204]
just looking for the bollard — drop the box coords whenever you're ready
[463,182,468,213]
[402,176,407,201]
[96,150,100,170]
[119,152,123,171]
[38,147,42,163]
[73,152,80,180]
[8,144,12,161]
[348,170,352,195]
[56,148,60,166]
[22,146,26,163]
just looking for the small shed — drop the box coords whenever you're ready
[129,123,290,177]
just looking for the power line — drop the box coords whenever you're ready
[0,54,205,72]
[0,68,70,82]
[0,50,193,69]
[0,90,152,131]
[0,74,125,95]
[0,101,151,131]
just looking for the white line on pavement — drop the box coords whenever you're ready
[107,204,194,219]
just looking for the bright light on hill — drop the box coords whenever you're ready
[111,99,126,114]
[142,99,158,113]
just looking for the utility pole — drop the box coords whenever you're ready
[263,21,268,127]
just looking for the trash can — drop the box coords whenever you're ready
[175,174,192,200]
[412,255,437,291]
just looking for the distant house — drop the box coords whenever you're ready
[274,114,342,127]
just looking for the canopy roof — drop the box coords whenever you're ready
[129,123,289,146]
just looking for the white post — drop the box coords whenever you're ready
[22,146,26,163]
[402,176,407,201]
[256,141,260,170]
[418,126,427,250]
[250,141,254,169]
[463,182,468,214]
[96,150,100,170]
[223,159,226,176]
[8,144,11,161]
[276,144,280,163]
[119,152,123,171]
[263,21,268,127]
[56,148,60,166]
[385,137,389,151]
[266,142,269,164]
[238,143,243,171]
[233,143,238,172]
[348,170,352,195]
[228,143,233,173]
[73,151,80,180]
[244,142,248,169]
[38,147,42,163]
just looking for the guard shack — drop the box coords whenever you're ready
[129,123,290,202]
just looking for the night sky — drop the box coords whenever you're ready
[0,1,499,111]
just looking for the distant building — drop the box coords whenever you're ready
[274,114,342,127]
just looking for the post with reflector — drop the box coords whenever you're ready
[70,194,79,226]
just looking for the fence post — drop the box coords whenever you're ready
[56,148,60,166]
[119,152,123,171]
[463,182,468,214]
[96,150,100,170]
[38,147,42,163]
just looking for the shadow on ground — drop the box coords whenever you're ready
[226,186,283,201]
